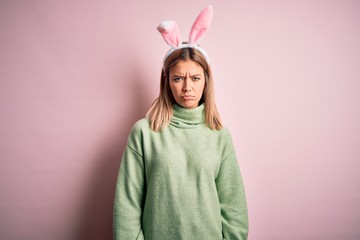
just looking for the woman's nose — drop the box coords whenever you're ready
[182,78,192,92]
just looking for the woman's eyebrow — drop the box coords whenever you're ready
[172,74,185,77]
[172,73,202,76]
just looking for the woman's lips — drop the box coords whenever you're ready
[181,95,195,100]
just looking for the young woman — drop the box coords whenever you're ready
[113,6,248,240]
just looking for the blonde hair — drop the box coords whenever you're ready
[147,47,222,132]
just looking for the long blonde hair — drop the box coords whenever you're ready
[147,47,222,132]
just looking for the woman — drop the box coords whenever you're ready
[113,6,248,240]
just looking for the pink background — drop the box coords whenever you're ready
[1,1,359,239]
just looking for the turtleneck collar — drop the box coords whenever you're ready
[170,104,205,128]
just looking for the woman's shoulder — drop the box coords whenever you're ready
[210,125,232,139]
[129,118,151,135]
[209,126,236,151]
[125,118,151,148]
[133,117,150,128]
[215,126,237,155]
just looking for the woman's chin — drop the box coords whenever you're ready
[179,101,198,109]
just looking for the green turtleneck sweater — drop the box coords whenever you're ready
[113,104,248,240]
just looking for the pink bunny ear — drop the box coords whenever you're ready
[189,5,213,44]
[157,21,182,48]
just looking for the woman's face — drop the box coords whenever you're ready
[169,59,205,109]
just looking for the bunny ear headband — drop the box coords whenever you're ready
[157,5,213,64]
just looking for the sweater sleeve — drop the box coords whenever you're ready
[113,126,146,240]
[215,131,249,240]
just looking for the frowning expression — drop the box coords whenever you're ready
[169,59,205,109]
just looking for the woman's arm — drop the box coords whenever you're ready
[113,144,146,240]
[216,132,249,240]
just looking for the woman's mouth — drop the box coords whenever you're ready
[181,95,195,100]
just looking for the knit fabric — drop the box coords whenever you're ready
[113,104,248,240]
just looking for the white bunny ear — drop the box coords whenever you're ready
[189,5,213,44]
[157,21,182,47]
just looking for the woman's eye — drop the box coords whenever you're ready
[193,77,201,81]
[173,77,182,82]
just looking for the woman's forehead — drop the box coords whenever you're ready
[170,60,203,74]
